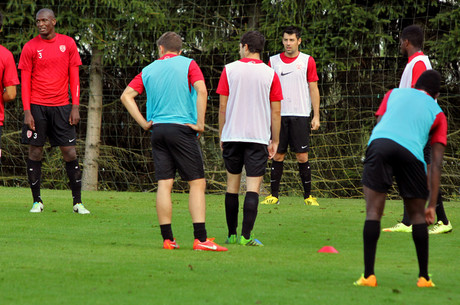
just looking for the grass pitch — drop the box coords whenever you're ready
[0,186,459,304]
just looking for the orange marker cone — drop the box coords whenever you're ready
[317,246,339,253]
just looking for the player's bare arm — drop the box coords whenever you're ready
[3,85,17,102]
[69,104,80,126]
[120,86,153,131]
[185,80,207,135]
[218,95,228,151]
[426,142,445,225]
[309,81,320,130]
[269,100,281,159]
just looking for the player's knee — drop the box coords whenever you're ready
[296,152,309,163]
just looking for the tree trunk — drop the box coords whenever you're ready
[82,48,103,191]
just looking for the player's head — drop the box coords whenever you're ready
[156,32,182,55]
[283,26,301,39]
[282,26,302,56]
[240,31,265,57]
[414,70,441,99]
[36,8,56,38]
[400,25,424,55]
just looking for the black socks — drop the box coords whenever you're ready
[270,161,283,198]
[65,159,82,205]
[241,192,259,239]
[299,161,311,199]
[363,220,380,278]
[225,192,239,236]
[27,158,42,203]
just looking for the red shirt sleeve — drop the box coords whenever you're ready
[375,89,393,117]
[18,43,33,72]
[68,37,82,67]
[188,60,204,85]
[2,51,19,87]
[430,112,448,146]
[216,67,229,96]
[268,60,272,68]
[270,72,283,101]
[69,66,80,105]
[411,61,427,87]
[307,56,319,83]
[21,70,32,111]
[128,73,145,95]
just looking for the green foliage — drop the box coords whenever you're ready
[1,0,459,197]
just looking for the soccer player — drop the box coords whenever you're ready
[0,12,20,163]
[261,26,320,206]
[120,31,227,251]
[383,24,452,234]
[217,31,282,246]
[19,8,89,214]
[355,70,447,287]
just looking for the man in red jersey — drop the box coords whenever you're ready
[261,26,321,206]
[19,8,89,214]
[383,25,452,234]
[217,31,282,246]
[0,12,20,163]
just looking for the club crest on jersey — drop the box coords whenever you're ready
[27,130,33,138]
[60,45,66,52]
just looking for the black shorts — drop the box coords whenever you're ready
[222,142,268,177]
[151,124,205,181]
[362,138,428,199]
[278,116,310,154]
[21,104,77,147]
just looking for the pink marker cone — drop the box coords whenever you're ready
[317,246,339,253]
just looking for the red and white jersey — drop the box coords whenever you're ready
[217,58,283,145]
[269,52,317,117]
[19,33,82,106]
[399,52,432,89]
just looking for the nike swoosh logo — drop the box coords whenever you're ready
[76,180,82,183]
[32,180,39,186]
[69,138,76,142]
[301,145,308,149]
[281,71,293,76]
[200,244,217,250]
[37,49,44,52]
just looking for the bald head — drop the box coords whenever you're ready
[36,8,56,40]
[36,8,55,19]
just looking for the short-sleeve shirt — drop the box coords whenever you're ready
[0,45,20,126]
[216,58,283,145]
[370,88,447,167]
[18,34,82,107]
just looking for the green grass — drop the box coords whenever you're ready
[0,186,459,305]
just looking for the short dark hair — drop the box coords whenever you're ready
[283,26,301,39]
[401,25,424,49]
[240,31,265,54]
[414,70,441,99]
[156,32,182,53]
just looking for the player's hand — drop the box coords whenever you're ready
[425,206,435,225]
[69,105,80,126]
[24,110,35,131]
[268,140,278,159]
[185,123,204,138]
[311,116,320,130]
[142,121,153,131]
